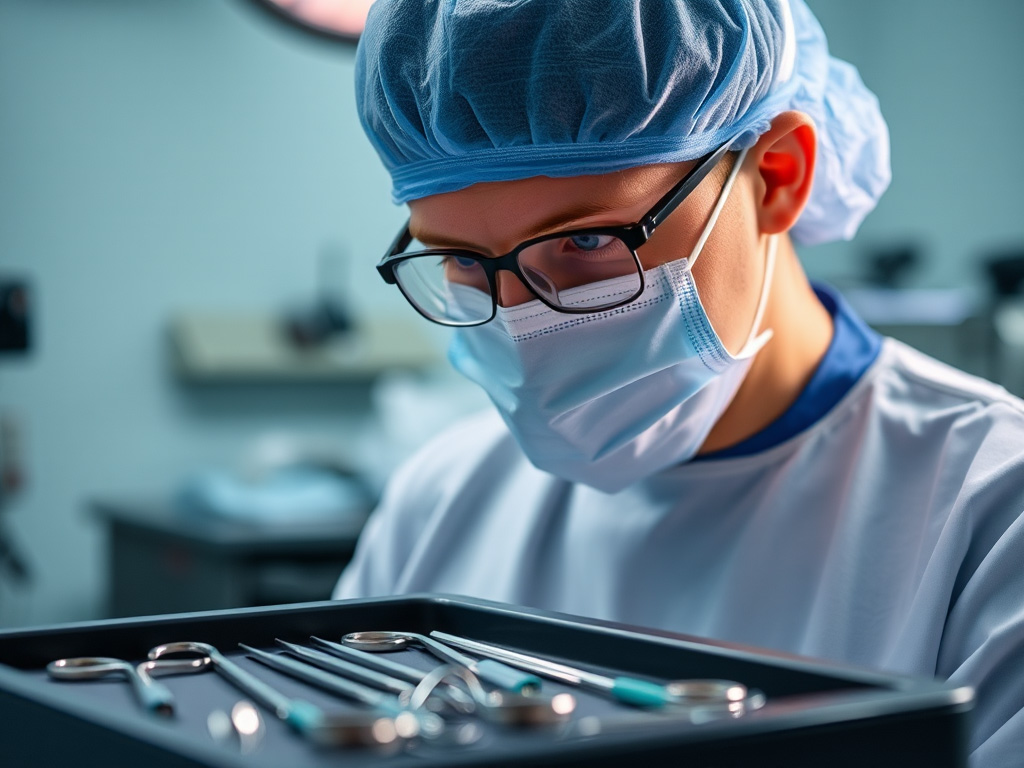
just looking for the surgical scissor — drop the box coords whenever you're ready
[46,655,210,716]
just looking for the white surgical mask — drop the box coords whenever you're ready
[448,148,776,493]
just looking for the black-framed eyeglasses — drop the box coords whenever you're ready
[377,139,736,326]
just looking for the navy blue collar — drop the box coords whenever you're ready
[696,283,882,461]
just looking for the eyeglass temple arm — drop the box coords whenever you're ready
[641,140,738,235]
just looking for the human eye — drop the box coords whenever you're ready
[566,233,616,252]
[443,254,480,269]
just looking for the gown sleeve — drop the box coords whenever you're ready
[936,414,1024,767]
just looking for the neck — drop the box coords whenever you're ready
[697,235,834,455]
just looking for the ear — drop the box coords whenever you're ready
[747,111,817,235]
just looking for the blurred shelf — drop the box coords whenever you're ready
[169,311,440,384]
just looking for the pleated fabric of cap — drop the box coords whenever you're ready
[356,0,890,245]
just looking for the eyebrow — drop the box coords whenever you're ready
[410,199,632,252]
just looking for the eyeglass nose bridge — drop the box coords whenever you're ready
[474,246,566,309]
[493,265,556,308]
[483,239,649,313]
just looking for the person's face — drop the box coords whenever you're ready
[408,154,767,355]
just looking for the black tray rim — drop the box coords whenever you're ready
[0,594,975,766]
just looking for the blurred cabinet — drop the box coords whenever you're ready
[92,499,366,618]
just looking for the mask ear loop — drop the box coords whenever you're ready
[686,146,750,272]
[738,234,778,357]
[683,144,777,359]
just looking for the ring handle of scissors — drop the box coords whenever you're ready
[47,657,177,715]
[149,641,309,725]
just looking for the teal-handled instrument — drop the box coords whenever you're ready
[430,631,749,709]
[148,641,407,748]
[46,656,210,716]
[342,631,543,695]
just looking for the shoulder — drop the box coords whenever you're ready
[870,338,1024,431]
[814,338,1024,550]
[866,339,1024,509]
[872,337,1024,575]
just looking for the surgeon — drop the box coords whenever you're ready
[334,1,1024,763]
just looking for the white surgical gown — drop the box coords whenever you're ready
[335,339,1024,766]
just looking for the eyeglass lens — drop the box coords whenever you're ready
[393,234,642,324]
[393,252,492,325]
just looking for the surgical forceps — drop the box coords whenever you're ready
[309,636,476,711]
[240,644,443,739]
[342,631,542,694]
[148,641,411,748]
[281,639,573,727]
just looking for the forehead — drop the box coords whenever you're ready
[407,162,692,254]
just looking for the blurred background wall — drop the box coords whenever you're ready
[0,0,1022,628]
[802,1,1024,288]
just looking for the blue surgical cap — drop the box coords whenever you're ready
[356,0,890,246]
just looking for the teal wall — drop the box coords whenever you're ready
[0,0,412,626]
[0,0,1022,626]
[801,1,1024,288]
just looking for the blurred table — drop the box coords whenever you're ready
[91,499,367,618]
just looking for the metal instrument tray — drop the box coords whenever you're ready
[0,594,972,767]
